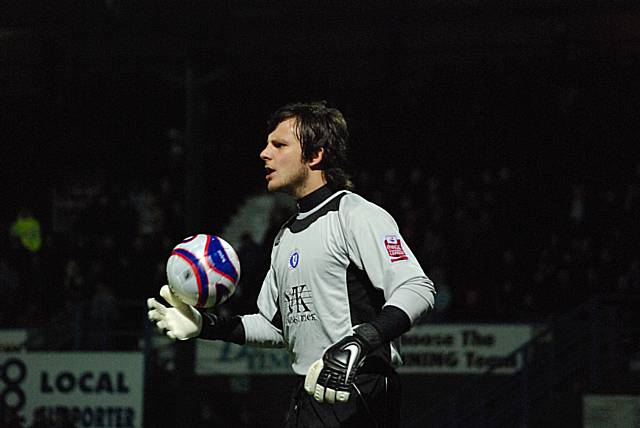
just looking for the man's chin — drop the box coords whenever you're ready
[267,182,284,193]
[268,183,296,198]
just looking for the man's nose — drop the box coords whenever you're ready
[260,145,271,160]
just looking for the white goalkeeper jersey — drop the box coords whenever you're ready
[241,186,435,375]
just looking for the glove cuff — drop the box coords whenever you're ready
[199,313,246,345]
[353,323,383,352]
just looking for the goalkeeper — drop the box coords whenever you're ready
[148,101,436,427]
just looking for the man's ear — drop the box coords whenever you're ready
[308,147,325,169]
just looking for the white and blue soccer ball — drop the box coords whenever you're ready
[166,234,241,308]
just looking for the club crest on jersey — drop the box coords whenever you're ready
[288,250,300,270]
[383,235,409,262]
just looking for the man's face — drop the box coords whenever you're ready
[260,118,309,196]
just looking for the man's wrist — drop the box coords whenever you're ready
[353,323,383,352]
[199,313,246,345]
[367,305,411,343]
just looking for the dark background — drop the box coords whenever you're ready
[3,0,639,225]
[2,1,639,427]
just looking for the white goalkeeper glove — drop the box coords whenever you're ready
[147,285,202,340]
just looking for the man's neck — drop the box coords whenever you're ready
[291,171,327,200]
[296,185,335,213]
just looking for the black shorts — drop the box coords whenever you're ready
[283,365,401,428]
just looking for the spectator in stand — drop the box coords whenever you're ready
[89,283,119,350]
[10,207,42,254]
[9,207,46,325]
[0,255,21,326]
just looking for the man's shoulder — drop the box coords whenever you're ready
[340,190,382,210]
[339,191,389,219]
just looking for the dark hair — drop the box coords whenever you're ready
[267,101,353,190]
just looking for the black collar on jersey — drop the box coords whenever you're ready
[296,185,334,213]
[284,185,347,234]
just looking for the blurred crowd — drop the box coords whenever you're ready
[1,175,186,350]
[356,164,640,323]
[1,160,638,347]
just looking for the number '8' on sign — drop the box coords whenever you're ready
[0,358,27,414]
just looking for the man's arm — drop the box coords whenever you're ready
[343,198,436,323]
[241,266,285,348]
[148,266,285,348]
[304,196,436,403]
[241,312,285,348]
[303,307,410,403]
[147,285,245,343]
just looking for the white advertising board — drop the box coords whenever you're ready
[0,352,144,427]
[0,329,27,351]
[195,324,532,375]
[196,340,292,375]
[583,395,640,428]
[398,324,533,374]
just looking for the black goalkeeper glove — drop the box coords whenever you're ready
[304,323,382,404]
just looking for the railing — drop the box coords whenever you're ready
[407,294,640,428]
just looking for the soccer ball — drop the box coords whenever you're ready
[166,234,241,308]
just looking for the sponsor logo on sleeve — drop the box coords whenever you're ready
[384,235,409,262]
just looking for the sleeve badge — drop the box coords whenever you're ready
[383,235,409,262]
